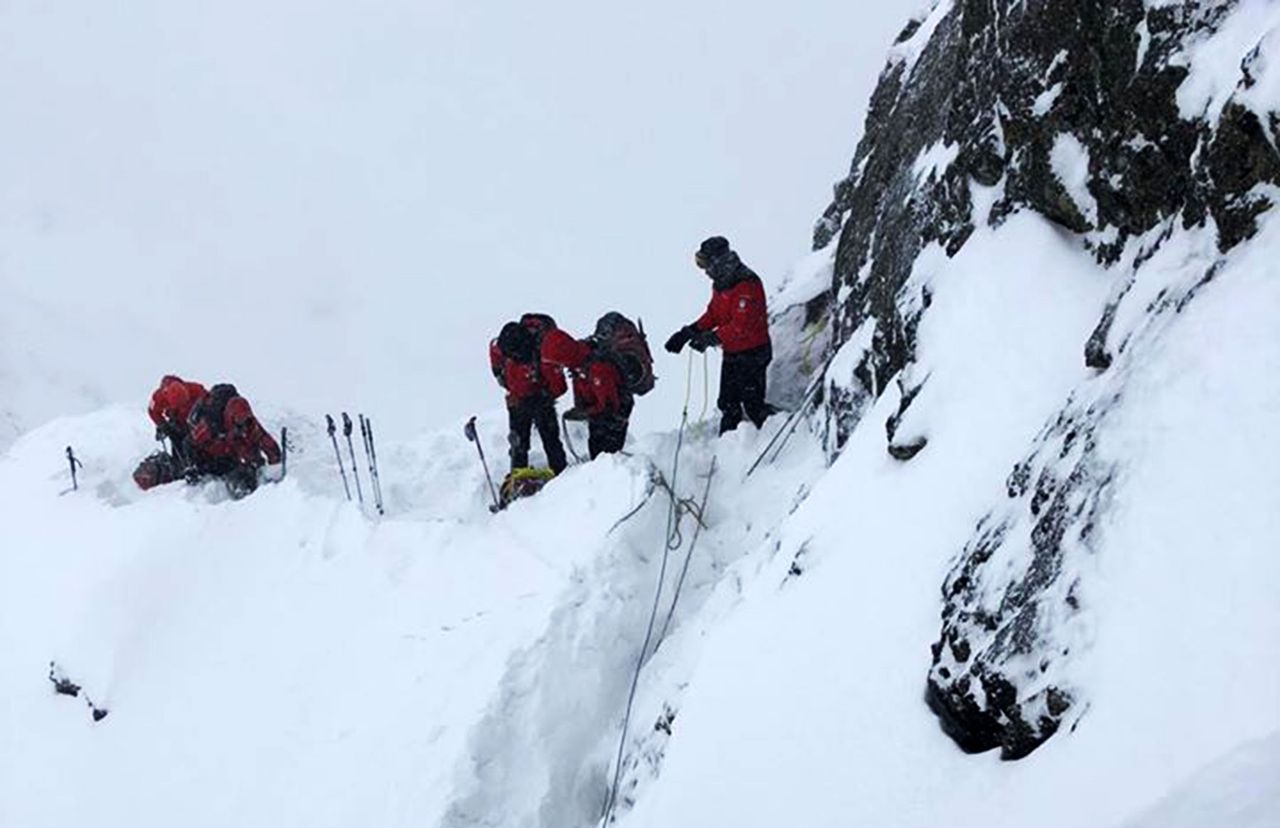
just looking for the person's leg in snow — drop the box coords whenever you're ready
[531,397,568,474]
[507,399,537,471]
[718,344,772,434]
[587,396,633,459]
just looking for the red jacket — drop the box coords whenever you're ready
[148,376,207,431]
[190,396,282,466]
[694,275,771,353]
[489,340,568,405]
[541,329,626,417]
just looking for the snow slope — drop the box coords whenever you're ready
[5,204,1274,828]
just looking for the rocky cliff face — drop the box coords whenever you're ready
[778,0,1280,759]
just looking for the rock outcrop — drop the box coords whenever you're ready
[772,0,1280,758]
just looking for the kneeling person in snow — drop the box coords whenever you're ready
[133,374,208,490]
[490,315,569,475]
[665,236,773,435]
[186,385,282,498]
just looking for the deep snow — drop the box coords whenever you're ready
[3,1,1279,826]
[3,208,1276,828]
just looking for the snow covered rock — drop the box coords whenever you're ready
[762,0,1280,759]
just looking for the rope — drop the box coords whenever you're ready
[562,412,586,465]
[745,352,836,478]
[601,355,694,826]
[699,350,711,423]
[657,457,717,645]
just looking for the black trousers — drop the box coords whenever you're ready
[719,343,772,435]
[508,395,568,474]
[587,395,634,459]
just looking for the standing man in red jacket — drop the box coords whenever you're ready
[490,316,569,474]
[665,236,773,434]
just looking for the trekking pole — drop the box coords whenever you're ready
[326,415,352,500]
[360,415,384,516]
[279,427,289,481]
[65,446,83,491]
[464,416,501,512]
[342,413,365,506]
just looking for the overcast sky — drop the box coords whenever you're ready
[1,0,921,439]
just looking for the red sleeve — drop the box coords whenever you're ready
[490,340,507,388]
[148,392,165,427]
[541,329,591,370]
[694,294,720,332]
[585,361,621,416]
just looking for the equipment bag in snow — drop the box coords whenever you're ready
[499,466,556,510]
[592,312,655,396]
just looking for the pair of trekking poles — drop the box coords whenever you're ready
[327,413,384,515]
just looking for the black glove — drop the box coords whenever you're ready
[664,325,696,355]
[563,407,589,422]
[689,329,719,353]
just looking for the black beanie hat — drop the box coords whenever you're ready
[698,236,730,259]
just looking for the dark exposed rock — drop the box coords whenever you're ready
[784,0,1280,760]
[798,0,1278,455]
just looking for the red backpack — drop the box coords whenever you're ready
[592,312,656,396]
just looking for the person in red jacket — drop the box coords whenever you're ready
[665,236,773,434]
[186,385,282,497]
[542,326,633,458]
[134,375,208,490]
[148,374,207,452]
[491,317,569,474]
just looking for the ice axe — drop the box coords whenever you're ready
[464,416,501,512]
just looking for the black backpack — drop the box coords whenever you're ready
[592,312,655,396]
[188,383,239,436]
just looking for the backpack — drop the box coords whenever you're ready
[188,383,239,438]
[592,312,656,396]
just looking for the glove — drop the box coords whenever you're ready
[689,329,719,353]
[563,407,589,422]
[664,325,696,354]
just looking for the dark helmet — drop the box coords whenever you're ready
[694,236,731,270]
[497,321,536,363]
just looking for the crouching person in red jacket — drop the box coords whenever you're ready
[184,384,281,498]
[665,236,772,435]
[540,328,622,459]
[133,374,208,490]
[491,315,569,474]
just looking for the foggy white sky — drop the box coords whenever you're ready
[1,0,920,439]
